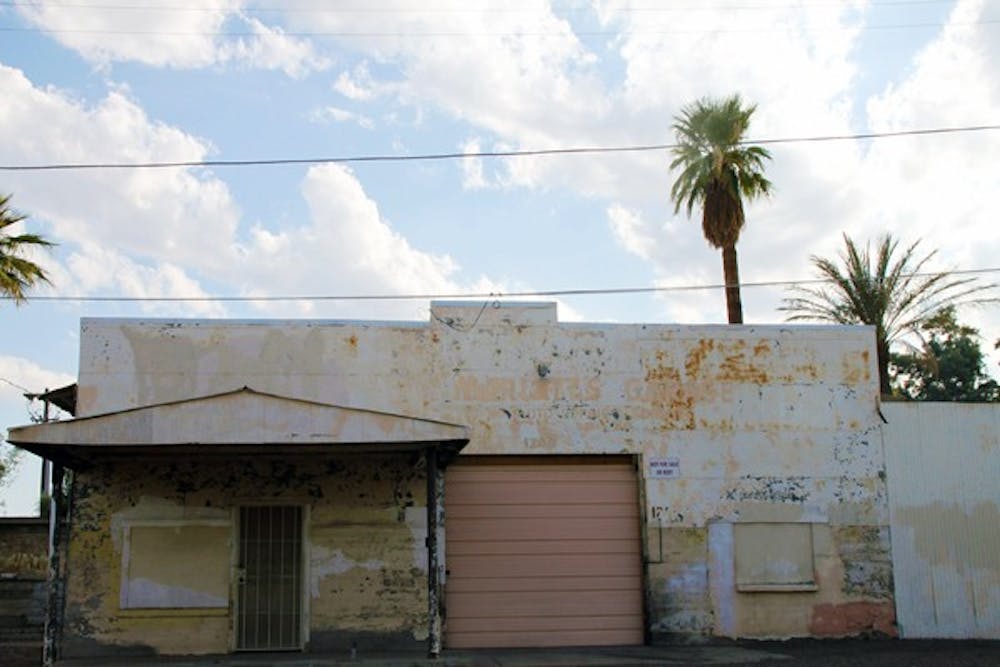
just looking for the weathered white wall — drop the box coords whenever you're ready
[72,301,892,640]
[883,402,1000,639]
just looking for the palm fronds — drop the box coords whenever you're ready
[781,233,996,392]
[0,194,56,305]
[669,94,773,324]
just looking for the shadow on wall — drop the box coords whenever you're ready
[0,517,47,654]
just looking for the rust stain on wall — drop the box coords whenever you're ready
[645,350,681,383]
[718,353,769,384]
[684,339,715,379]
[808,601,896,637]
[841,349,872,385]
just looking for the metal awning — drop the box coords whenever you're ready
[32,383,78,416]
[6,386,469,469]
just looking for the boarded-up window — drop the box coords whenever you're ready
[734,523,817,591]
[121,521,231,609]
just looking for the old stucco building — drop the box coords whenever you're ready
[9,302,894,658]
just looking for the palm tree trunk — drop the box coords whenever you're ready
[722,244,743,324]
[876,335,891,396]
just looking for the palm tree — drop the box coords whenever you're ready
[1,194,55,305]
[781,233,994,394]
[670,94,773,324]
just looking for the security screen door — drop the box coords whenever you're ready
[236,505,304,650]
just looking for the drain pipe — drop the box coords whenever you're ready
[425,446,442,658]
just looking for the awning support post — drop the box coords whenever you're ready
[426,446,442,659]
[43,463,64,667]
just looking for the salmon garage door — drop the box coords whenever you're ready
[444,457,643,648]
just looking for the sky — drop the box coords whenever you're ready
[1,0,999,515]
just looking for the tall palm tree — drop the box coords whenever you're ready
[1,194,55,305]
[781,233,994,394]
[670,94,772,324]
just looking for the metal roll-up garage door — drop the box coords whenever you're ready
[444,456,644,648]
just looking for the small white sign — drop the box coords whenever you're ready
[648,456,680,479]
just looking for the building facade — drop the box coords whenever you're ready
[9,302,895,658]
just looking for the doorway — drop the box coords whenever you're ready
[236,505,305,650]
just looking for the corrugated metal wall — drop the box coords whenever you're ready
[882,403,1000,638]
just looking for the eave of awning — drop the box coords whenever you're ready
[6,386,469,469]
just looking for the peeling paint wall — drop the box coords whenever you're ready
[60,454,428,658]
[0,518,48,580]
[883,402,1000,639]
[69,302,891,647]
[0,518,48,646]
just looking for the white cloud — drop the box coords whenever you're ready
[0,356,75,428]
[607,204,655,261]
[333,64,387,101]
[284,1,869,325]
[6,0,997,343]
[0,64,240,308]
[227,163,463,317]
[862,0,999,254]
[288,1,870,257]
[218,15,330,77]
[584,0,997,335]
[308,105,374,129]
[293,1,611,179]
[459,139,487,190]
[849,0,1000,344]
[16,1,327,75]
[0,356,75,515]
[63,243,226,317]
[1,63,560,325]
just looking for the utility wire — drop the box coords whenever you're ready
[3,124,999,172]
[6,267,999,304]
[3,18,996,37]
[0,377,32,393]
[0,0,956,12]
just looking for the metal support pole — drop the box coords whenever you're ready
[39,398,51,507]
[40,458,50,506]
[425,447,441,658]
[43,463,64,667]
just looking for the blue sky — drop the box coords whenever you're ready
[2,0,999,515]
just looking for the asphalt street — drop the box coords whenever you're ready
[4,639,998,667]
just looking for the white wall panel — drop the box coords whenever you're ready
[883,403,1000,638]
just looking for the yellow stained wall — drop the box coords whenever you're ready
[61,454,428,658]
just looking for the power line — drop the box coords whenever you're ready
[0,0,956,14]
[0,377,32,393]
[6,267,999,304]
[3,124,998,172]
[3,18,995,38]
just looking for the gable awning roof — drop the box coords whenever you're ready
[6,387,469,469]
